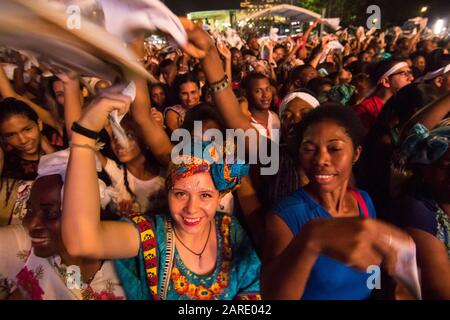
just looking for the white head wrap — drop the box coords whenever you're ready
[377,61,409,84]
[279,92,320,117]
[423,63,450,81]
[36,149,117,209]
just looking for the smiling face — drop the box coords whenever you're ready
[249,78,273,111]
[168,172,220,236]
[179,81,200,109]
[23,175,64,258]
[299,120,361,193]
[0,114,42,160]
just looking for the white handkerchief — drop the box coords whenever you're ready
[1,63,17,80]
[100,0,187,47]
[390,237,422,300]
[109,81,136,149]
[327,40,344,51]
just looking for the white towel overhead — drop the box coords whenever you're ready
[100,0,187,47]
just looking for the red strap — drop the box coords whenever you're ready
[350,188,369,218]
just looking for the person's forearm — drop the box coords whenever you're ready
[63,79,82,139]
[402,92,450,136]
[131,78,172,167]
[62,133,102,257]
[309,49,323,69]
[12,65,26,95]
[225,58,232,83]
[0,65,15,97]
[1,66,62,132]
[236,176,265,253]
[261,230,319,299]
[200,48,252,131]
[19,95,63,134]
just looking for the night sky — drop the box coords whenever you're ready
[164,0,450,25]
[164,0,241,15]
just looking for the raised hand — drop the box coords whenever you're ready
[303,217,413,274]
[217,41,231,60]
[77,84,131,133]
[55,69,79,84]
[179,17,215,58]
[150,107,164,128]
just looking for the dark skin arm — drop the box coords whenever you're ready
[262,214,410,299]
[406,228,450,299]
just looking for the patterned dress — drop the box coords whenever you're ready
[115,212,261,300]
[0,225,126,300]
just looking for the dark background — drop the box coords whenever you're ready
[164,0,449,27]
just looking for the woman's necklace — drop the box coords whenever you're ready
[174,221,212,269]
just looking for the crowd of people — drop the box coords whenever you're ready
[0,6,449,300]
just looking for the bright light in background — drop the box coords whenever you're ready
[285,29,290,32]
[187,13,192,20]
[420,6,428,13]
[433,19,445,34]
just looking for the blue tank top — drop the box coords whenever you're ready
[273,188,378,300]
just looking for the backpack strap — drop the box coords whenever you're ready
[349,188,369,218]
[130,214,159,300]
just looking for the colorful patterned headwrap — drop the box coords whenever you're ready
[167,141,250,193]
[392,120,450,171]
[328,83,356,106]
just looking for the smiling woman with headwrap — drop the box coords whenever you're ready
[61,85,261,300]
[391,120,450,299]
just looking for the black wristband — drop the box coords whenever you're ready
[71,122,99,140]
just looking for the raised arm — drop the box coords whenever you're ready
[62,88,140,259]
[189,25,253,132]
[130,76,173,168]
[0,65,63,134]
[56,71,83,140]
[401,92,450,136]
[217,41,232,82]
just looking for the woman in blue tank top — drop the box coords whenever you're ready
[261,104,412,300]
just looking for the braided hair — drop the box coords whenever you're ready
[113,115,160,212]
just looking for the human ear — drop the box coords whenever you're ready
[353,145,362,164]
[433,76,443,88]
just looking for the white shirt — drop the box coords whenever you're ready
[250,110,280,143]
[104,158,166,215]
[0,225,125,300]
